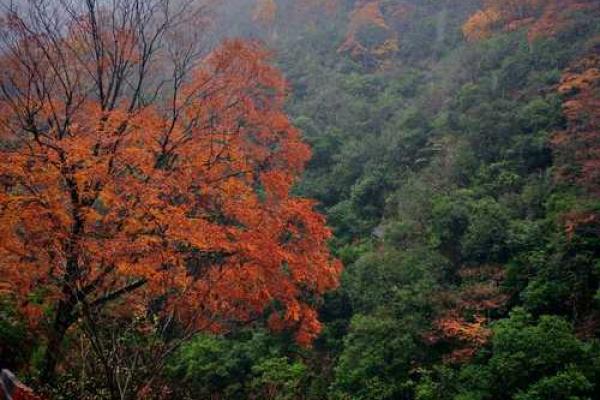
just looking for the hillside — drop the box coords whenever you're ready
[1,1,600,399]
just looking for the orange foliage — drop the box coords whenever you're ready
[552,49,600,195]
[338,1,401,65]
[462,8,503,42]
[0,8,341,358]
[252,0,340,28]
[426,265,508,363]
[528,0,598,41]
[552,46,600,238]
[463,0,599,43]
[563,211,600,240]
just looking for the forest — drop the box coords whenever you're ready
[1,0,600,399]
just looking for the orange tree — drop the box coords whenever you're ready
[0,0,341,386]
[462,0,599,42]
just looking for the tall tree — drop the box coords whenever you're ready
[0,0,341,389]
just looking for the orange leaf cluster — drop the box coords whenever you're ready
[337,1,401,65]
[563,211,599,240]
[0,31,341,345]
[552,49,600,195]
[463,0,599,43]
[251,0,340,29]
[426,265,508,363]
[526,0,593,41]
[462,7,504,42]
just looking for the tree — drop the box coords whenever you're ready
[454,309,600,399]
[0,0,341,392]
[337,1,399,67]
[462,0,600,43]
[333,248,441,400]
[427,264,508,363]
[552,50,600,195]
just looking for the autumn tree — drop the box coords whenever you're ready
[550,45,600,291]
[337,0,399,67]
[462,0,599,43]
[427,265,508,363]
[0,0,341,393]
[552,48,600,195]
[251,0,339,32]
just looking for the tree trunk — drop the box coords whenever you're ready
[40,298,76,382]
